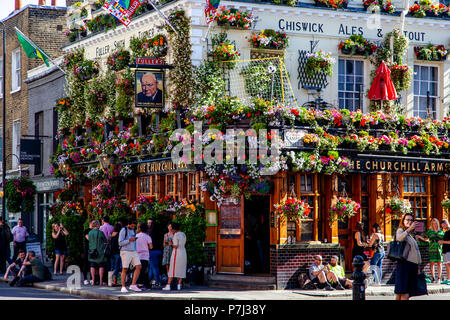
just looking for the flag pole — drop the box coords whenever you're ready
[14,27,66,75]
[202,8,219,42]
[145,0,178,35]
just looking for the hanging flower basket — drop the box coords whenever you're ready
[61,201,84,216]
[4,177,37,213]
[106,48,131,71]
[304,50,335,77]
[442,199,450,214]
[386,197,412,219]
[274,197,311,222]
[329,197,360,226]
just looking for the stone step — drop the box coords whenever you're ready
[208,273,276,284]
[206,280,277,290]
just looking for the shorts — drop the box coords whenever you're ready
[331,278,349,289]
[55,250,68,255]
[444,252,450,264]
[120,251,141,269]
[310,276,326,289]
[90,262,106,269]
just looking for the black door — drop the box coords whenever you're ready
[244,195,270,274]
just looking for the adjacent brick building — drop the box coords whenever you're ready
[0,2,67,229]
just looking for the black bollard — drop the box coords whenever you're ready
[352,255,366,300]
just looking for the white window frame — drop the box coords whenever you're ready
[11,48,21,93]
[338,58,365,112]
[413,64,439,120]
[12,119,20,169]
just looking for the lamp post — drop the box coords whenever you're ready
[1,20,6,222]
[98,152,112,173]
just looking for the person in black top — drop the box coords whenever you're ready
[352,222,370,274]
[110,223,122,286]
[82,220,93,285]
[52,222,69,276]
[439,219,450,284]
[147,218,163,288]
[0,217,13,274]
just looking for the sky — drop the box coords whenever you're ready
[0,0,68,21]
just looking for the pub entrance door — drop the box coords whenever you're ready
[217,199,244,273]
[244,195,270,275]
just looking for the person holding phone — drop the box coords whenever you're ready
[394,213,422,300]
[118,219,142,293]
[416,218,444,284]
[51,222,69,276]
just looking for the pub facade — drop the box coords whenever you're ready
[56,0,450,289]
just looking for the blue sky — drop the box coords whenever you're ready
[0,0,68,21]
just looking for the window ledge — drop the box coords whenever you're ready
[10,88,21,94]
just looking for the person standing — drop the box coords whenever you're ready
[11,219,29,261]
[162,222,175,275]
[88,220,108,286]
[118,219,142,292]
[100,216,114,240]
[438,219,450,285]
[51,222,69,276]
[0,218,13,274]
[110,223,122,286]
[368,223,385,285]
[163,222,187,291]
[82,220,93,285]
[394,213,422,300]
[352,222,370,274]
[136,223,153,289]
[416,218,444,283]
[148,218,163,288]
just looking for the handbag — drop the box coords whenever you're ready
[411,272,428,297]
[88,249,98,260]
[104,238,112,257]
[387,233,406,262]
[364,248,374,258]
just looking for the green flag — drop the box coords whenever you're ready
[15,28,50,67]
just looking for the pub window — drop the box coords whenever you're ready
[188,172,199,201]
[338,59,364,111]
[166,174,175,195]
[413,65,438,120]
[154,175,160,195]
[299,174,317,242]
[403,175,428,223]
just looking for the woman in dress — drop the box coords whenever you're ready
[52,222,69,276]
[416,218,444,283]
[367,223,385,285]
[352,222,370,274]
[162,223,175,274]
[162,222,187,291]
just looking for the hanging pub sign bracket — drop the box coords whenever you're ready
[133,57,172,109]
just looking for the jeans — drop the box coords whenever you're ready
[148,250,162,283]
[17,275,42,287]
[110,254,121,278]
[138,260,150,287]
[370,251,385,284]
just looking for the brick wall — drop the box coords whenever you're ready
[0,6,66,172]
[270,244,345,289]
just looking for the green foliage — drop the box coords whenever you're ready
[193,61,225,106]
[46,213,86,265]
[172,209,207,265]
[5,177,37,213]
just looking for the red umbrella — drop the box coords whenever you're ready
[368,61,398,101]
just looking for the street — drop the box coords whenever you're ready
[0,282,87,300]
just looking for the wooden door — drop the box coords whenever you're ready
[217,201,244,273]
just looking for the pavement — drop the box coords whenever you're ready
[2,274,450,300]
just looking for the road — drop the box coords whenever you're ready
[0,282,87,300]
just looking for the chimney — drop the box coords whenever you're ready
[51,0,56,5]
[15,0,21,10]
[39,0,45,5]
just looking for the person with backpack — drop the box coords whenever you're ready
[0,217,13,274]
[88,220,108,286]
[118,219,142,292]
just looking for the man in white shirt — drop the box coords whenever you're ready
[11,219,29,261]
